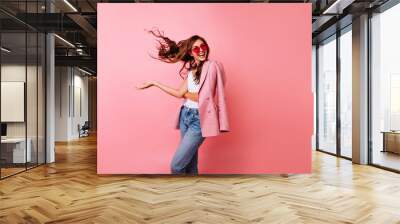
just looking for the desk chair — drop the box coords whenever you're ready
[78,121,90,138]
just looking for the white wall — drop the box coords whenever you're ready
[72,73,89,138]
[55,67,89,141]
[1,65,41,137]
[1,65,26,138]
[55,66,70,141]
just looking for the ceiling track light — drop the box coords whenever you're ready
[54,34,75,48]
[1,47,11,53]
[78,67,94,76]
[63,0,78,12]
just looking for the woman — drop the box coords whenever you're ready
[136,30,229,175]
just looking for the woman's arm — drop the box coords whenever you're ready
[136,79,187,98]
[154,80,188,98]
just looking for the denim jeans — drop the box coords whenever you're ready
[171,106,205,175]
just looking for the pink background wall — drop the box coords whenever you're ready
[97,3,312,174]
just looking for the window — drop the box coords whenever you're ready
[317,35,337,154]
[371,3,400,171]
[339,27,352,158]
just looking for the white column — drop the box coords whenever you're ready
[46,33,55,163]
[352,14,369,164]
[46,1,55,163]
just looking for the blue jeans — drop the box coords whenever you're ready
[171,106,205,175]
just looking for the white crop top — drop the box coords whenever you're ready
[183,71,200,108]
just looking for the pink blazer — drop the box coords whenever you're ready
[175,59,230,137]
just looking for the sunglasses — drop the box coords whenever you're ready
[192,43,208,55]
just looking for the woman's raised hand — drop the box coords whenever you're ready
[136,81,157,90]
[136,80,184,99]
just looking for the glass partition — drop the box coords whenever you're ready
[27,31,38,169]
[1,31,28,177]
[0,1,46,179]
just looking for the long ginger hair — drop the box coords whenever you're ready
[148,29,209,84]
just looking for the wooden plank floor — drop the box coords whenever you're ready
[1,134,400,224]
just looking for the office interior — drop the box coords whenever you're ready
[0,0,400,222]
[0,0,97,179]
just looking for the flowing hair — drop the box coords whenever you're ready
[148,28,209,83]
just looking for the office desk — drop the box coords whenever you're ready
[1,138,32,163]
[381,131,400,154]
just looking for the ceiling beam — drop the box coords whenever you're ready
[67,13,97,46]
[323,0,356,14]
